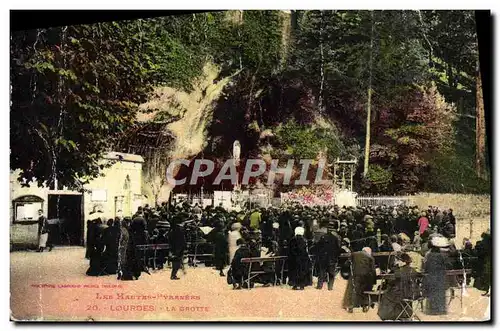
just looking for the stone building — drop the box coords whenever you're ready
[10,152,144,248]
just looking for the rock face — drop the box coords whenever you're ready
[136,11,308,204]
[138,63,240,203]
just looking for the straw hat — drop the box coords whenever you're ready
[431,236,450,248]
[295,227,305,236]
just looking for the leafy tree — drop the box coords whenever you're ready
[10,19,205,188]
[370,83,456,193]
[274,120,345,162]
[420,10,489,191]
[11,10,486,196]
[360,164,393,194]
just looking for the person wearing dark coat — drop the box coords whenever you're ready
[377,234,395,272]
[37,210,50,252]
[288,227,311,290]
[447,209,456,226]
[153,228,169,269]
[131,213,148,245]
[85,220,95,259]
[351,224,364,252]
[207,221,229,276]
[380,218,393,236]
[379,234,392,251]
[277,239,289,286]
[365,235,379,253]
[168,221,186,280]
[458,239,474,286]
[230,238,252,289]
[316,222,342,290]
[439,211,449,233]
[130,212,149,274]
[378,253,420,320]
[117,220,131,280]
[342,247,377,313]
[118,220,143,281]
[473,231,491,296]
[278,211,294,245]
[147,213,160,235]
[442,220,455,239]
[86,218,106,276]
[422,238,448,315]
[101,219,121,274]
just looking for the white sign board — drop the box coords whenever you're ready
[16,202,42,221]
[91,189,107,202]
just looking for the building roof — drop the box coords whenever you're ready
[103,151,144,163]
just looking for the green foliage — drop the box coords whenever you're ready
[361,164,393,194]
[354,83,457,194]
[10,18,210,188]
[424,151,490,194]
[274,120,344,162]
[292,10,429,103]
[10,10,487,196]
[240,11,283,74]
[419,11,489,193]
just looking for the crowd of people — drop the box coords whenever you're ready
[80,201,491,319]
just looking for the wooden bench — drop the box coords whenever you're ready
[136,244,169,270]
[377,269,473,309]
[240,256,287,289]
[186,241,214,267]
[340,251,396,273]
[377,269,471,280]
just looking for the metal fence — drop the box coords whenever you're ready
[174,192,416,209]
[356,196,415,207]
[173,192,273,209]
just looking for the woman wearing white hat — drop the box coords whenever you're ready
[288,227,311,290]
[422,237,449,315]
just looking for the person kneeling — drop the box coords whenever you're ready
[231,238,251,290]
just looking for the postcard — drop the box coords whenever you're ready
[10,9,491,322]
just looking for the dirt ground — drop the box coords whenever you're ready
[10,247,490,322]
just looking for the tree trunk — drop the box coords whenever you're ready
[318,11,325,114]
[279,10,292,71]
[363,11,375,177]
[291,10,298,30]
[475,59,486,179]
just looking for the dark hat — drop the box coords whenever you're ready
[399,253,412,264]
[340,261,351,280]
